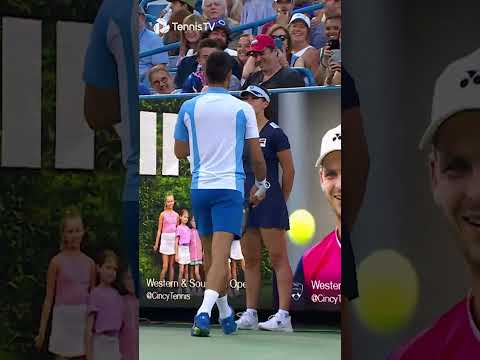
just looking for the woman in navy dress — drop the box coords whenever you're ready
[235,85,295,332]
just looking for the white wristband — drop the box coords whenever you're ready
[254,179,270,197]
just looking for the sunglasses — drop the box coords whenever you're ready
[272,35,287,41]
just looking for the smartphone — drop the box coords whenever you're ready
[328,39,340,50]
[274,37,284,50]
[330,49,341,64]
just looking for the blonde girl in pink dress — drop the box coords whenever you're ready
[35,208,96,359]
[189,216,203,284]
[153,194,179,282]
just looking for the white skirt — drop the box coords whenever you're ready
[159,233,176,255]
[49,304,87,357]
[93,334,121,360]
[230,240,244,260]
[177,245,191,265]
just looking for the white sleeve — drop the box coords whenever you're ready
[243,104,259,139]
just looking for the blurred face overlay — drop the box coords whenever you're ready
[430,111,480,270]
[320,150,341,220]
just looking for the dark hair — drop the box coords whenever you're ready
[197,38,222,52]
[206,51,232,84]
[95,249,122,288]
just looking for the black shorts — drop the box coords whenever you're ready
[342,226,359,300]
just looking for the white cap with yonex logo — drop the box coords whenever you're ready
[316,124,341,167]
[419,47,480,149]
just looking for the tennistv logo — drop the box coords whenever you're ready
[154,18,226,35]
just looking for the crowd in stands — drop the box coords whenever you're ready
[139,0,342,95]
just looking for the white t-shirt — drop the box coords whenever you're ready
[174,87,259,195]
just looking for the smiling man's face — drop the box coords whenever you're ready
[320,150,341,220]
[431,110,480,269]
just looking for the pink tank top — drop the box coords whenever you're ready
[302,230,341,309]
[189,229,203,261]
[162,211,178,234]
[55,252,93,306]
[390,296,480,359]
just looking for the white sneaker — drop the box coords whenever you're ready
[235,311,259,330]
[258,312,293,332]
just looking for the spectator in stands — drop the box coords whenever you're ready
[139,5,168,86]
[204,19,238,56]
[242,24,292,82]
[241,0,276,34]
[149,65,179,94]
[268,24,292,67]
[227,0,243,22]
[175,23,242,88]
[168,0,196,13]
[322,29,341,85]
[236,34,254,73]
[316,15,341,85]
[178,14,204,64]
[163,8,192,63]
[182,39,241,92]
[261,0,294,35]
[309,0,328,49]
[242,34,305,119]
[288,13,320,77]
[202,0,240,45]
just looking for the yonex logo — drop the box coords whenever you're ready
[459,70,480,88]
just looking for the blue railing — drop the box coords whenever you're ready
[139,85,338,101]
[139,3,323,59]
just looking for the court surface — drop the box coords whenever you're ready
[140,323,340,360]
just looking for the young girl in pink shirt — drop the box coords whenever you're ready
[85,250,125,360]
[153,194,179,282]
[175,209,191,291]
[35,208,96,359]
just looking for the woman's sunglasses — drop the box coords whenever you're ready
[272,35,287,41]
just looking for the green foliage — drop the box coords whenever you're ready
[0,170,125,355]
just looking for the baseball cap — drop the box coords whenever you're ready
[248,34,275,53]
[316,124,341,167]
[419,47,480,149]
[289,13,311,28]
[206,19,231,38]
[240,85,271,102]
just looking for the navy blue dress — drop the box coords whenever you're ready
[244,122,291,230]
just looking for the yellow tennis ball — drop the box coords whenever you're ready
[288,209,316,245]
[354,250,419,334]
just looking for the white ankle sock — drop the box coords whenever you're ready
[216,295,232,319]
[278,309,289,318]
[197,289,219,316]
[246,308,258,317]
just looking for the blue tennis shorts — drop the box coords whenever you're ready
[191,189,244,240]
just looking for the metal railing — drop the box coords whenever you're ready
[139,85,339,101]
[139,3,323,59]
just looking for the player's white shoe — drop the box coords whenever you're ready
[258,313,293,332]
[235,311,259,330]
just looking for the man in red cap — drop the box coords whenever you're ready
[242,34,305,120]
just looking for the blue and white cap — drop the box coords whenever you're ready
[240,85,271,102]
[420,47,480,149]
